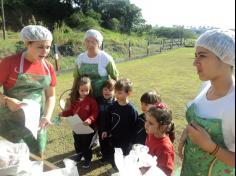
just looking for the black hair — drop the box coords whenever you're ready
[140,91,161,104]
[147,106,175,143]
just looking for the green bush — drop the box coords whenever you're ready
[106,18,120,32]
[79,17,100,31]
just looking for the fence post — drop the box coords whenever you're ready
[1,0,6,40]
[129,41,131,59]
[147,41,150,56]
[171,39,173,49]
[162,39,165,50]
[53,44,60,73]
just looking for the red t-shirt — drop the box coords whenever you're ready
[146,134,174,176]
[61,96,99,125]
[0,53,57,90]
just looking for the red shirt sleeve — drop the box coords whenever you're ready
[0,56,12,86]
[85,98,99,125]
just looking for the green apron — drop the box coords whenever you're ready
[181,104,235,176]
[0,52,51,154]
[79,63,108,97]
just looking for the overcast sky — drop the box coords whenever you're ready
[129,0,235,29]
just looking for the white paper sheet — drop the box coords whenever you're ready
[65,115,94,134]
[21,99,41,139]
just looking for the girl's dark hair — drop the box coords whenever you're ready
[114,78,133,93]
[70,76,92,103]
[147,107,175,143]
[102,79,116,90]
[140,91,161,104]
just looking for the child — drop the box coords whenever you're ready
[60,76,98,169]
[96,79,116,163]
[101,78,138,163]
[145,103,175,176]
[135,91,162,145]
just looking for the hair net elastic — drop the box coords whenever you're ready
[20,25,53,42]
[195,29,235,66]
[84,29,103,47]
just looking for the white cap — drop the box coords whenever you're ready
[20,25,53,42]
[84,29,103,47]
[195,29,235,67]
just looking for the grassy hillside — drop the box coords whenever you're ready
[0,28,150,59]
[46,48,200,175]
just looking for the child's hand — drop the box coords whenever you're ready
[83,119,91,126]
[102,132,108,140]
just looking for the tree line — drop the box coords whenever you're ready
[2,0,144,33]
[1,0,198,38]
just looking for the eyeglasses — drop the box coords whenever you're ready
[85,39,98,46]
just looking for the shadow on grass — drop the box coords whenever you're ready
[46,147,115,176]
[46,150,76,167]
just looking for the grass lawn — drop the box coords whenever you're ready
[45,47,201,175]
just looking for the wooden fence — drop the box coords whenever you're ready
[51,38,185,73]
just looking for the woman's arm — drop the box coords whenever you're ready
[187,121,235,167]
[0,91,23,111]
[39,86,56,128]
[106,60,119,80]
[178,128,188,159]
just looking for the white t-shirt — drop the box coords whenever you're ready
[189,81,235,152]
[76,50,113,77]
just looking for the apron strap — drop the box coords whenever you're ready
[19,52,26,74]
[42,59,51,78]
[19,52,51,77]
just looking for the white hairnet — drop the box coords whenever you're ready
[195,29,235,66]
[84,29,103,47]
[20,25,53,42]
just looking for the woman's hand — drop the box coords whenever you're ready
[5,97,24,112]
[178,128,188,160]
[39,117,52,129]
[187,121,216,153]
[178,142,185,160]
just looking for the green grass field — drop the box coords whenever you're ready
[44,47,201,175]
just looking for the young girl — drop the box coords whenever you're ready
[60,76,98,169]
[145,103,175,176]
[135,90,162,145]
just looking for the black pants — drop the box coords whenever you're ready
[98,130,113,160]
[73,132,95,161]
[106,137,133,165]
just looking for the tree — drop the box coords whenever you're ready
[98,0,144,33]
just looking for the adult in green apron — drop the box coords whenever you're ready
[0,25,56,158]
[178,29,235,176]
[72,29,119,100]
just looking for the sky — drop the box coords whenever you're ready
[129,0,235,29]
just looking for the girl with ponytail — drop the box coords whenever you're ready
[145,103,175,176]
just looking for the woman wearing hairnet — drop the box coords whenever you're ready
[0,25,57,158]
[72,29,119,98]
[179,29,235,175]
